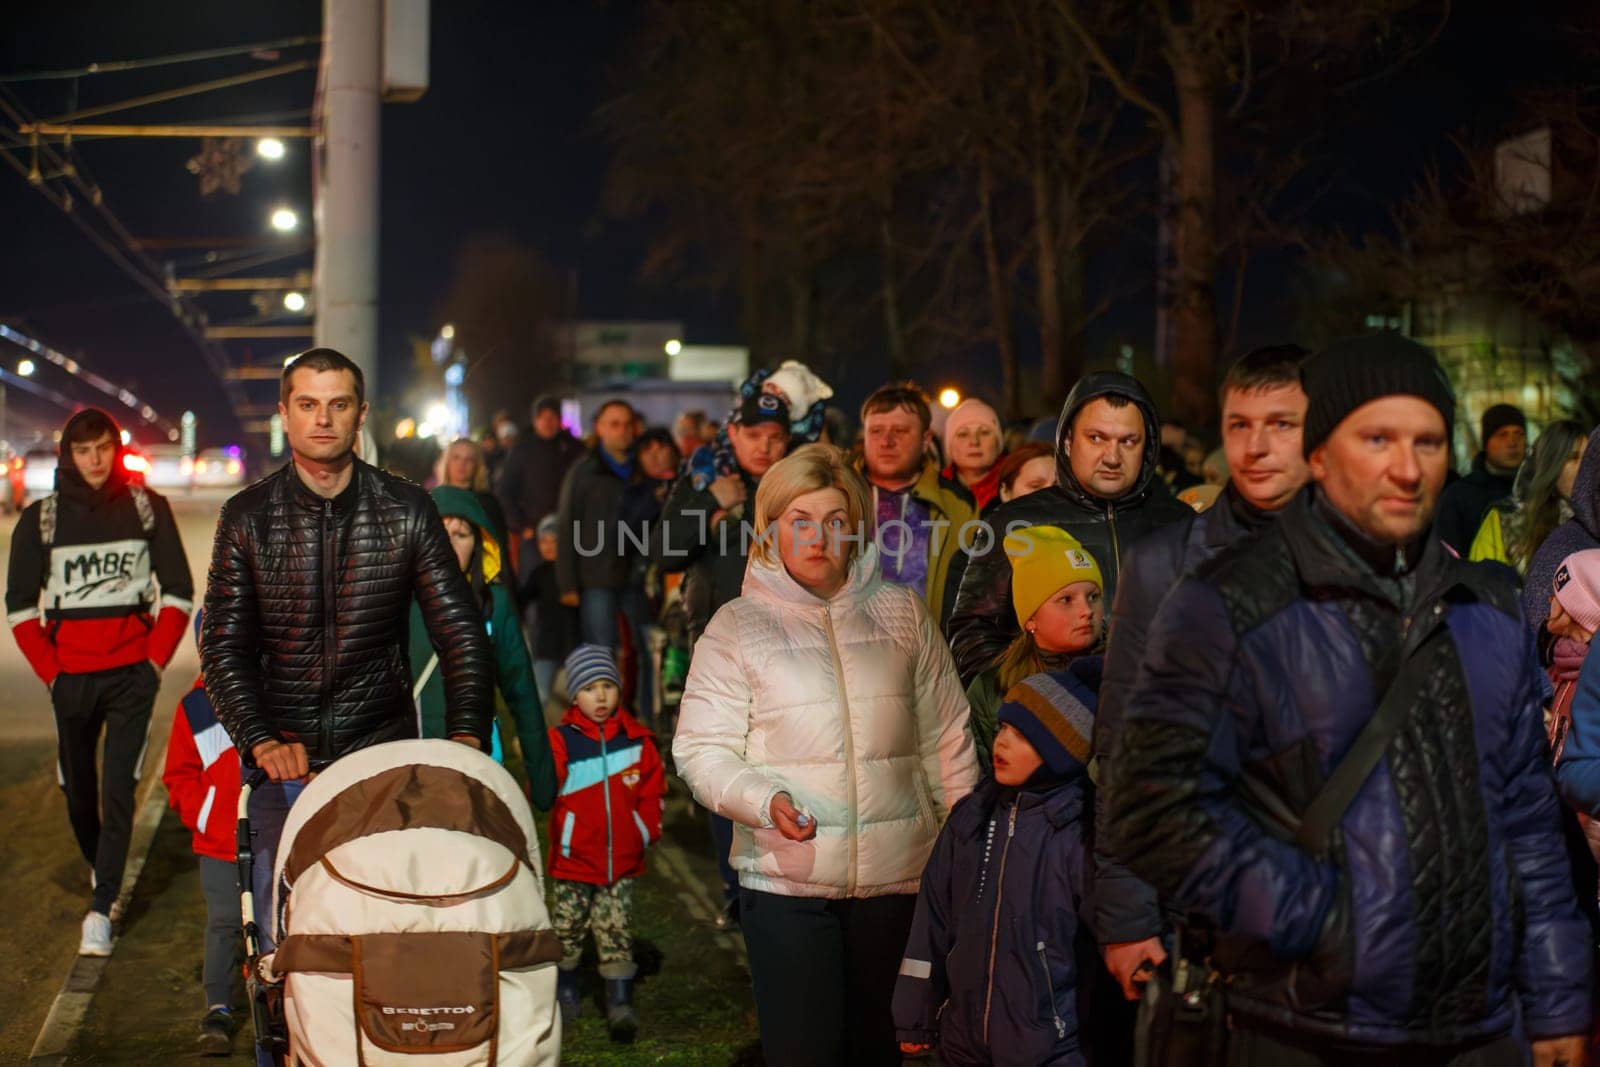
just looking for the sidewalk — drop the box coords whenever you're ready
[66,782,761,1065]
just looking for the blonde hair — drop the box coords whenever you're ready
[752,443,872,568]
[435,438,488,492]
[994,630,1052,692]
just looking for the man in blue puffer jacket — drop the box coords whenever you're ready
[1109,334,1592,1065]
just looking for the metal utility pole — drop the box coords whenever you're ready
[316,0,382,396]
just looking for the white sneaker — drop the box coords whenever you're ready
[79,911,113,957]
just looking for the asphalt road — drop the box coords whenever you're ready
[0,488,229,1063]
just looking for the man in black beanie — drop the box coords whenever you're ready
[1108,333,1590,1064]
[1435,402,1528,555]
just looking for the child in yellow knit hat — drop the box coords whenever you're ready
[963,525,1104,767]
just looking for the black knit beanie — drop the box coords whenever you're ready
[1481,403,1526,443]
[1301,334,1456,458]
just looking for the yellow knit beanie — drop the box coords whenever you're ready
[1004,525,1103,628]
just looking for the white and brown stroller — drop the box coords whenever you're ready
[239,739,562,1066]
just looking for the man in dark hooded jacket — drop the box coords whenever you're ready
[1434,403,1526,555]
[1109,335,1591,1063]
[946,371,1191,684]
[7,407,194,955]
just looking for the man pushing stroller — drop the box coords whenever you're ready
[200,349,495,1059]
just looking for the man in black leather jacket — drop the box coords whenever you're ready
[1093,345,1309,1005]
[946,371,1191,684]
[202,349,494,956]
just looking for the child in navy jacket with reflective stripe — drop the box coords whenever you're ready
[547,644,665,1041]
[894,663,1098,1066]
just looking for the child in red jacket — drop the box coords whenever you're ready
[160,612,242,1057]
[548,644,665,1044]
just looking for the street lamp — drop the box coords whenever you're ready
[270,207,299,233]
[16,359,34,377]
[256,137,286,161]
[440,324,455,340]
[664,339,682,356]
[938,387,961,409]
[283,291,307,313]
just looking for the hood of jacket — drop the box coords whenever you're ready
[55,408,129,500]
[1053,371,1165,510]
[432,484,503,584]
[1570,427,1600,540]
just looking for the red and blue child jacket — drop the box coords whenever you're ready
[161,678,242,863]
[548,706,665,886]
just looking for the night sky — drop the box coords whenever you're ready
[0,1,1589,447]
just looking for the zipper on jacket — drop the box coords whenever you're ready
[821,604,859,895]
[1036,941,1067,1040]
[602,725,615,884]
[319,498,336,760]
[981,799,1019,1045]
[1106,502,1121,574]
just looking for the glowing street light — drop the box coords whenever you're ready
[270,207,299,233]
[16,359,34,377]
[256,137,286,161]
[425,402,451,429]
[440,324,455,340]
[664,339,682,356]
[938,387,961,409]
[283,291,307,313]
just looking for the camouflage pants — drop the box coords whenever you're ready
[551,878,635,977]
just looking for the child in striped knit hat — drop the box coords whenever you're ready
[894,664,1098,1065]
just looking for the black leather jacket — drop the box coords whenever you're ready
[202,459,494,764]
[945,372,1192,683]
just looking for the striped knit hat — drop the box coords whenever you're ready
[564,644,620,696]
[997,668,1097,778]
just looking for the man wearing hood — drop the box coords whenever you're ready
[7,407,195,956]
[947,371,1191,684]
[1434,403,1527,555]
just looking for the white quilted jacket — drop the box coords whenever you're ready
[674,545,978,899]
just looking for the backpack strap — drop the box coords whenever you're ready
[39,493,57,548]
[1295,627,1449,855]
[129,483,156,534]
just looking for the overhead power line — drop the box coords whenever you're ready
[0,35,323,83]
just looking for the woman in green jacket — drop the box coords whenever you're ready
[410,485,558,809]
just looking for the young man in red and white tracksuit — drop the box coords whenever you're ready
[5,408,194,956]
[548,643,666,1042]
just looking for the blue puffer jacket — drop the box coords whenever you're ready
[894,774,1090,1066]
[1109,492,1593,1046]
[1094,482,1279,945]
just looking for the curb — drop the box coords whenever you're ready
[28,741,170,1063]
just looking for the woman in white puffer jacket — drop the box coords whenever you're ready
[674,443,977,1067]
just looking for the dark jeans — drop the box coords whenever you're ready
[1227,1026,1522,1067]
[52,662,160,914]
[198,855,241,1009]
[740,888,916,1067]
[246,776,304,1067]
[245,777,306,954]
[578,586,655,727]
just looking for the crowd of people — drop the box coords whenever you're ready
[11,336,1600,1066]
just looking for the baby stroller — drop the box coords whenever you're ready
[238,739,562,1065]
